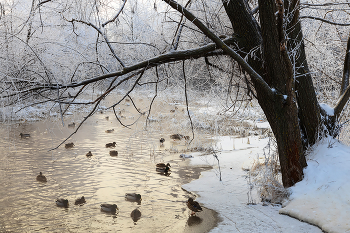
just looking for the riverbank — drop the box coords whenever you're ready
[182,136,323,233]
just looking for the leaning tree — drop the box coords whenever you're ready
[1,0,350,187]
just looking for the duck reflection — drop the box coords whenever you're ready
[186,215,202,226]
[130,209,141,223]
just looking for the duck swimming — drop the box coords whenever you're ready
[160,138,165,146]
[105,142,116,148]
[156,165,170,174]
[74,196,86,205]
[68,123,75,128]
[187,198,202,215]
[170,134,183,140]
[156,163,171,168]
[56,199,69,208]
[20,133,30,138]
[125,193,142,202]
[105,129,114,133]
[86,151,93,157]
[36,172,47,182]
[100,204,118,213]
[65,142,74,149]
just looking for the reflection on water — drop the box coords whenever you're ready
[131,208,142,223]
[187,216,203,226]
[0,100,219,232]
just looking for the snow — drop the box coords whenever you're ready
[182,135,350,232]
[320,103,334,116]
[280,138,350,233]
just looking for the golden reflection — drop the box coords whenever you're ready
[0,95,219,232]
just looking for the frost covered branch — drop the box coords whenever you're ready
[162,0,274,98]
[1,37,238,99]
[102,0,127,27]
[63,17,126,67]
[300,16,350,26]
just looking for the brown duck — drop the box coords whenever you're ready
[65,142,75,149]
[106,142,116,148]
[156,163,171,168]
[36,172,47,182]
[75,196,86,205]
[187,198,202,215]
[86,151,93,157]
[170,134,183,140]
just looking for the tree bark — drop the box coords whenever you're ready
[223,0,306,187]
[285,0,321,148]
[256,0,305,187]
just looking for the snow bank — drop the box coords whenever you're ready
[280,138,350,233]
[182,136,322,232]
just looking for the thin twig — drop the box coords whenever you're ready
[183,60,195,144]
[146,66,159,127]
[102,0,127,27]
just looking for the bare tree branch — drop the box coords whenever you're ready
[2,37,238,98]
[300,16,350,26]
[183,60,194,144]
[63,17,126,67]
[102,0,127,27]
[162,0,274,98]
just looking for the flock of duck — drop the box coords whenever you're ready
[28,129,202,218]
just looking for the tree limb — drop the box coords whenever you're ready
[162,0,273,98]
[300,16,350,26]
[102,0,127,27]
[2,37,238,98]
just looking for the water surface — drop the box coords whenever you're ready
[0,100,219,232]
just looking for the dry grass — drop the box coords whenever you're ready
[248,139,289,205]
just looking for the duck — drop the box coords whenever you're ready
[105,116,109,120]
[74,196,86,205]
[105,129,114,133]
[20,133,30,138]
[156,165,170,174]
[36,172,47,182]
[68,122,75,128]
[125,193,142,202]
[56,198,69,208]
[100,204,118,213]
[105,142,116,148]
[160,138,165,144]
[187,198,202,215]
[156,163,171,168]
[170,134,183,140]
[109,150,118,156]
[86,151,93,157]
[65,142,75,149]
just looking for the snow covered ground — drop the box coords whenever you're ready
[182,135,350,233]
[280,138,350,233]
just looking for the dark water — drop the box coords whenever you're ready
[0,102,219,232]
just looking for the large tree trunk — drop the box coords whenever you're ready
[258,0,306,187]
[285,0,321,148]
[223,0,307,187]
